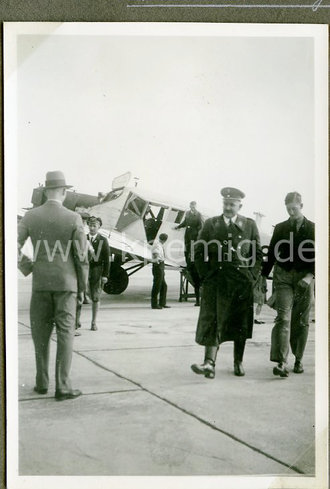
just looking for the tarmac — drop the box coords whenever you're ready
[17,266,315,478]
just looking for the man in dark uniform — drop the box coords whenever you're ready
[262,192,315,377]
[191,187,263,378]
[76,216,110,331]
[175,201,203,263]
[174,201,203,306]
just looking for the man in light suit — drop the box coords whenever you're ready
[18,171,89,401]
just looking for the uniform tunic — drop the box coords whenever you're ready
[193,214,263,346]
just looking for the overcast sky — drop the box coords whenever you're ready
[15,28,315,234]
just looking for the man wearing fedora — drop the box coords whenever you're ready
[191,187,263,378]
[18,171,89,400]
[262,192,315,377]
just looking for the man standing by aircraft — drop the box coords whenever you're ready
[151,233,170,309]
[262,192,315,377]
[17,171,89,400]
[174,201,203,263]
[191,187,263,379]
[174,201,203,306]
[76,216,110,331]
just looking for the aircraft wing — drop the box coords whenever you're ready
[99,228,153,262]
[99,228,182,269]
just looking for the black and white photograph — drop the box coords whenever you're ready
[4,22,328,489]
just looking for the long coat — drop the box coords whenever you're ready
[193,214,263,346]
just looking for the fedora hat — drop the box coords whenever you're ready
[45,171,72,189]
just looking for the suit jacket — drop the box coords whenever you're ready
[87,233,110,277]
[18,200,89,292]
[262,216,315,277]
[193,214,263,284]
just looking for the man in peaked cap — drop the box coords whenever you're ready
[262,192,315,377]
[191,187,263,378]
[75,215,110,331]
[18,171,89,400]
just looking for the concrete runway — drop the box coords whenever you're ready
[17,266,315,477]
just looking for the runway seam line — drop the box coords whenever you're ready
[76,350,304,475]
[18,320,308,474]
[19,388,142,402]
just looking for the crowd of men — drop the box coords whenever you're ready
[17,171,315,400]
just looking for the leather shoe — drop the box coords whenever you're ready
[34,386,48,395]
[191,362,215,379]
[293,361,304,374]
[55,389,82,401]
[161,305,171,308]
[234,361,245,376]
[273,363,289,377]
[91,322,98,331]
[74,330,82,336]
[151,305,162,309]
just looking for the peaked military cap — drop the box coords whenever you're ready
[221,187,245,201]
[88,216,102,226]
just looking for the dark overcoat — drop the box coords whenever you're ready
[193,214,263,346]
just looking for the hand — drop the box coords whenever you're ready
[297,275,313,289]
[77,292,84,305]
[101,276,108,284]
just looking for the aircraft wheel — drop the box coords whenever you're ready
[103,266,129,295]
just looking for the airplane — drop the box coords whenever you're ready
[28,172,189,294]
[24,172,271,295]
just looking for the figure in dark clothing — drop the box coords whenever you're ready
[191,187,263,379]
[262,192,315,377]
[174,201,203,262]
[175,201,203,305]
[76,216,110,331]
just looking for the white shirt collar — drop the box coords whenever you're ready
[223,215,238,225]
[46,198,62,204]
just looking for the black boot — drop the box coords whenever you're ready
[234,340,246,376]
[191,346,218,379]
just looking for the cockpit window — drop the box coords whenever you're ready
[103,189,124,202]
[127,196,146,217]
[116,194,148,232]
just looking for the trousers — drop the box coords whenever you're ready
[270,265,314,364]
[151,262,167,307]
[30,291,77,392]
